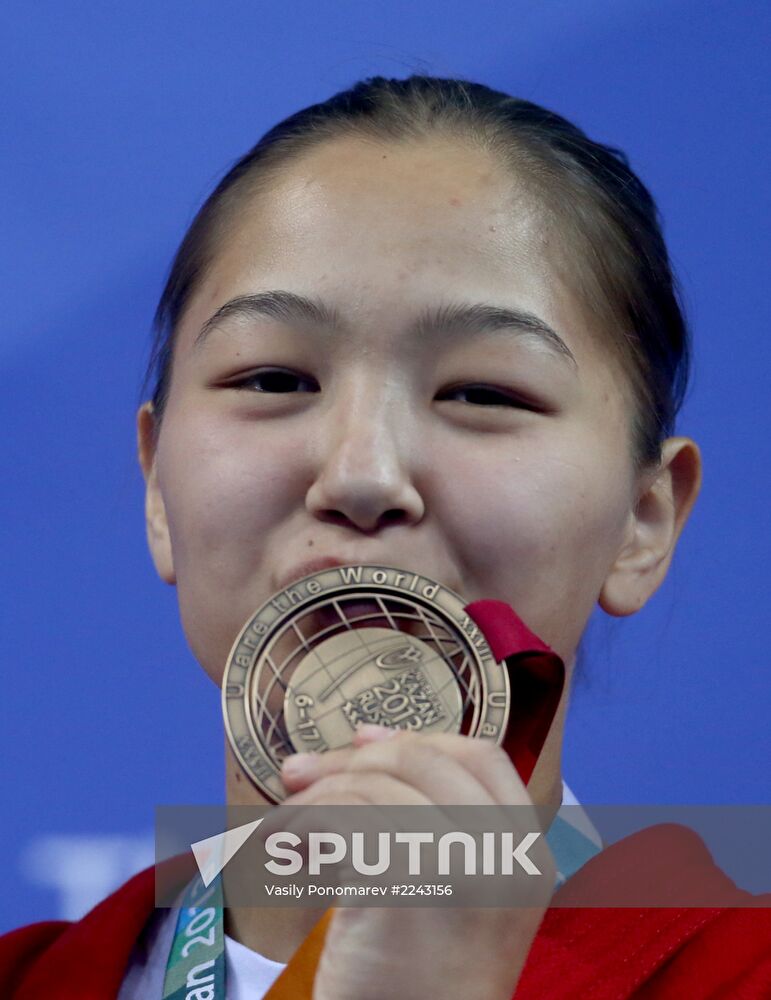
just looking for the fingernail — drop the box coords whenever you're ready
[282,752,320,779]
[354,723,401,743]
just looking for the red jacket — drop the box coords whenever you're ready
[1,824,770,999]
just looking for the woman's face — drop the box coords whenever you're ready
[143,135,644,685]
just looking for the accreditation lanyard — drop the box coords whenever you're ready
[162,874,225,999]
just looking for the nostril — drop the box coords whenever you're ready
[380,508,407,526]
[318,509,350,527]
[314,506,408,533]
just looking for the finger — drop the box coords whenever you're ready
[283,729,531,804]
[399,732,530,805]
[283,733,503,805]
[282,748,355,792]
[352,723,402,746]
[282,730,392,790]
[284,769,430,807]
[281,724,401,792]
[361,729,530,805]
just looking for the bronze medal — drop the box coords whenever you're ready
[222,565,510,802]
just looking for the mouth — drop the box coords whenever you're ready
[275,558,395,634]
[275,557,447,638]
[273,557,466,645]
[275,556,460,597]
[274,557,347,593]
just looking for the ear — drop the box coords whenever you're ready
[137,402,176,585]
[599,437,701,616]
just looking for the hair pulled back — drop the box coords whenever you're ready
[143,75,690,467]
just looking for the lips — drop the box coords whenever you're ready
[275,556,456,595]
[274,556,347,592]
[273,557,462,635]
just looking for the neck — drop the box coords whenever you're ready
[522,682,568,827]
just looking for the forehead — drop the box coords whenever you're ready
[179,135,612,376]
[210,135,548,287]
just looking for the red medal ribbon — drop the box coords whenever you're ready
[464,600,565,785]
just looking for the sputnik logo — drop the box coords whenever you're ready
[191,819,265,887]
[191,818,545,886]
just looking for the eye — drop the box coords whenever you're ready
[436,384,538,409]
[230,367,319,393]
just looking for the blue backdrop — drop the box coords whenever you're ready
[2,0,769,931]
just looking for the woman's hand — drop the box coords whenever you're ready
[280,725,555,1000]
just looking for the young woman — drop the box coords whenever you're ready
[2,75,768,999]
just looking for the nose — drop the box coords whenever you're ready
[305,387,426,534]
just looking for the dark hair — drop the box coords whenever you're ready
[142,75,690,467]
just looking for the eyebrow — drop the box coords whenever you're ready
[194,289,577,367]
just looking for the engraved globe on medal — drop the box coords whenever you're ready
[222,565,510,803]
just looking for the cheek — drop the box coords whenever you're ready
[155,411,302,676]
[159,421,263,564]
[440,438,632,648]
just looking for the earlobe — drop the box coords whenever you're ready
[136,402,176,585]
[599,437,702,617]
